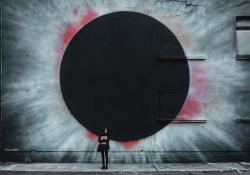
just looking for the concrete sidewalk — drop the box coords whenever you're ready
[0,162,250,175]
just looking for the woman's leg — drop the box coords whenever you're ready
[101,151,105,167]
[104,150,108,167]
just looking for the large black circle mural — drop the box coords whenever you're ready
[60,12,189,141]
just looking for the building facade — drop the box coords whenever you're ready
[1,0,250,163]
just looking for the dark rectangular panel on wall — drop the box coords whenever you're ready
[236,16,250,30]
[158,92,179,119]
[158,56,206,60]
[158,91,207,123]
[235,91,250,123]
[236,16,250,59]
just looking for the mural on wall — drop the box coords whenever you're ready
[60,11,189,142]
[2,0,250,162]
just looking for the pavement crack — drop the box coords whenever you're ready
[230,167,243,174]
[153,163,159,171]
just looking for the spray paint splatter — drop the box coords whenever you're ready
[86,130,98,140]
[73,8,78,16]
[86,129,141,150]
[117,140,142,150]
[177,67,206,119]
[55,8,143,151]
[177,94,202,118]
[56,8,204,150]
[56,8,98,78]
[128,5,151,15]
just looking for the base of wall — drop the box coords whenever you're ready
[2,151,250,163]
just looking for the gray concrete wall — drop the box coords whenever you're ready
[1,0,250,163]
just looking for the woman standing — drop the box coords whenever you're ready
[98,128,110,169]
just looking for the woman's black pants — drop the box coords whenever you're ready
[101,150,108,166]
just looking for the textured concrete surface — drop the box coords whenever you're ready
[0,162,250,175]
[3,151,250,163]
[2,0,250,163]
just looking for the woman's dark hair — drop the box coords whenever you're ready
[101,127,109,136]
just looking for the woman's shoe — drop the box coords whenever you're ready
[101,165,105,169]
[105,165,108,169]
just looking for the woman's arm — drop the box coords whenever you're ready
[98,135,105,143]
[103,136,110,143]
